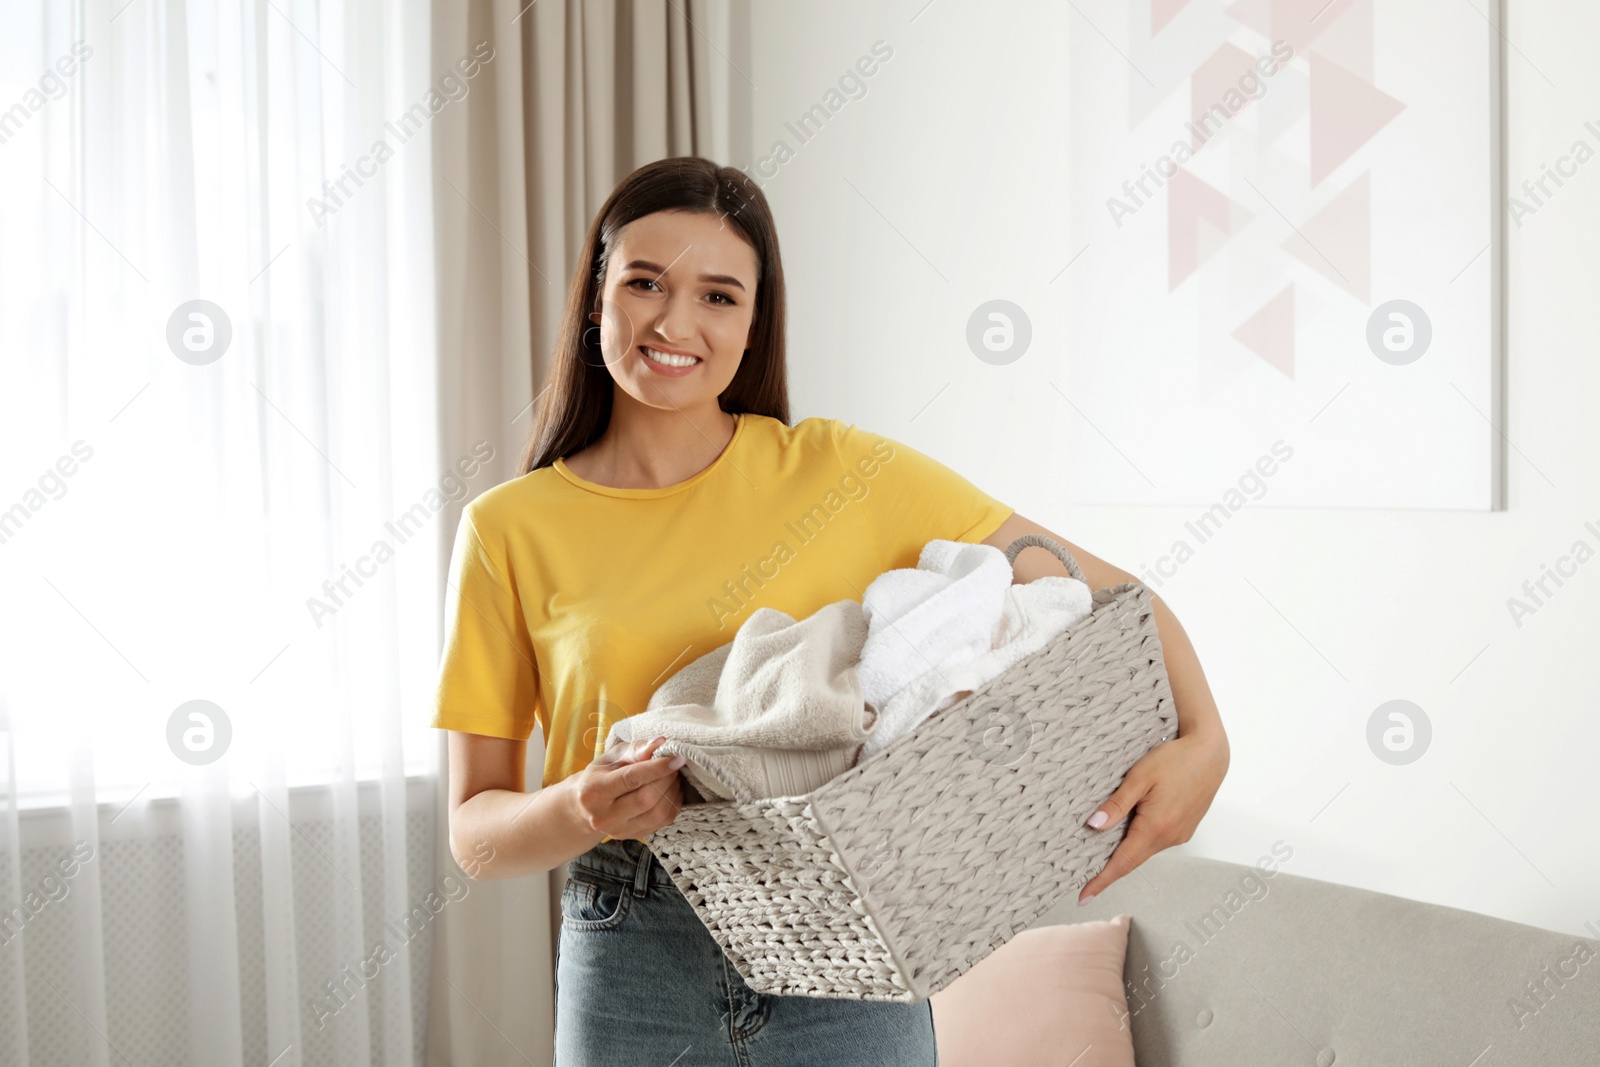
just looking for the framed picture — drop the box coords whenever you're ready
[1063,0,1505,509]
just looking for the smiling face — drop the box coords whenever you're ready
[590,209,761,413]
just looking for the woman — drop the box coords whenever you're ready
[433,156,1230,1065]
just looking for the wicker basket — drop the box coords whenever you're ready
[646,533,1177,1002]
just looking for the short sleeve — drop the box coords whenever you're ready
[430,504,541,740]
[829,420,1015,557]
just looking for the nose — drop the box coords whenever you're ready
[652,286,697,344]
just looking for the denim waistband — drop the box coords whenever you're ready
[566,835,678,894]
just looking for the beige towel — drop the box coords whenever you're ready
[604,599,875,803]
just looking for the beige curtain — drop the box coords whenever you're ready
[426,2,751,1063]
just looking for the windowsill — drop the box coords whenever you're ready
[10,770,440,845]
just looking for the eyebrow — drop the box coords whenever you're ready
[621,259,748,292]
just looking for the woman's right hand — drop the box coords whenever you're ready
[568,736,687,842]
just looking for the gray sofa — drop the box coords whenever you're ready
[1037,851,1600,1066]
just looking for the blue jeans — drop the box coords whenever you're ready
[554,836,939,1066]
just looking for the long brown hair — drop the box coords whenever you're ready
[519,157,790,474]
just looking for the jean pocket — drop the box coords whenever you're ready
[559,875,632,931]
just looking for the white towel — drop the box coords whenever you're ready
[604,599,874,803]
[856,539,1015,713]
[856,540,1095,761]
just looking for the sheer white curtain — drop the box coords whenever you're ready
[0,2,450,1065]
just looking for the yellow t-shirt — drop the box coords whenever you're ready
[430,412,1015,790]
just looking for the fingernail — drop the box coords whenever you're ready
[1078,893,1097,907]
[669,755,686,768]
[1087,810,1108,829]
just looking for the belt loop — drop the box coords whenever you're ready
[632,841,652,898]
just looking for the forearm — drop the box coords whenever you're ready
[450,777,604,881]
[1149,593,1228,753]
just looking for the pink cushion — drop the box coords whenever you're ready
[930,915,1136,1067]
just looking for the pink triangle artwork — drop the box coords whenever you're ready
[1065,0,1502,510]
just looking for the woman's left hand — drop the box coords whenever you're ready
[1075,729,1230,905]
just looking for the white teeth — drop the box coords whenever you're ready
[642,346,700,368]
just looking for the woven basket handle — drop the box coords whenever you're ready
[1002,532,1088,585]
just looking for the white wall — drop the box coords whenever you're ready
[746,0,1600,937]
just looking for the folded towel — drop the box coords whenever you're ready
[856,539,1015,714]
[604,599,874,803]
[858,549,1094,761]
